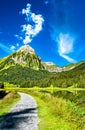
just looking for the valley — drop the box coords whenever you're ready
[0,0,85,129]
[0,45,85,130]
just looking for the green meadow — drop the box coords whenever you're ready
[0,87,85,130]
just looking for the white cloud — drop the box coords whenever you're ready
[58,33,73,55]
[10,45,16,52]
[57,33,76,63]
[60,54,76,63]
[14,34,23,40]
[23,35,32,44]
[16,43,19,47]
[22,3,31,17]
[21,3,44,45]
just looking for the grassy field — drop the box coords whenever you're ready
[0,91,20,117]
[25,91,85,130]
[0,89,85,130]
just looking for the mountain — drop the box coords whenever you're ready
[72,61,85,70]
[0,60,85,88]
[0,45,85,88]
[0,65,52,85]
[0,45,62,72]
[42,62,62,72]
[0,45,44,71]
[0,45,85,73]
[63,61,85,71]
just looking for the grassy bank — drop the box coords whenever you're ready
[0,92,20,117]
[0,89,84,129]
[26,91,84,130]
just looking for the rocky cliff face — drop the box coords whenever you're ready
[42,62,62,72]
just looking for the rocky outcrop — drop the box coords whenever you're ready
[42,62,62,72]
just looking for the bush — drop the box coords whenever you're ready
[0,82,6,98]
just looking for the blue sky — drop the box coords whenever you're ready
[0,0,85,66]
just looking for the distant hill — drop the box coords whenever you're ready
[63,61,85,71]
[0,45,64,72]
[42,62,62,72]
[72,61,85,70]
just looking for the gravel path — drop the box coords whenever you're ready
[0,92,38,130]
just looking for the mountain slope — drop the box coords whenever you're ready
[0,65,52,85]
[63,61,85,71]
[0,45,44,71]
[0,45,62,72]
[72,61,85,70]
[42,62,62,72]
[0,61,85,88]
[0,45,85,88]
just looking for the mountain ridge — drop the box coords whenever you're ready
[0,45,44,71]
[0,45,85,72]
[0,45,85,88]
[0,45,62,72]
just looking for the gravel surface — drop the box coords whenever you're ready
[0,92,38,130]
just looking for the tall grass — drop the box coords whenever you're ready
[27,91,84,130]
[0,91,20,117]
[0,89,84,129]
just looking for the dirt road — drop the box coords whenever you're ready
[0,92,38,130]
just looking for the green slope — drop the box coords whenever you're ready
[0,65,52,85]
[0,61,85,88]
[64,61,85,70]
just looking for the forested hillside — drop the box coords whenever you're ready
[0,62,85,88]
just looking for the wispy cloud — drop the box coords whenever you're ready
[58,33,73,55]
[10,45,16,52]
[47,0,77,63]
[0,43,11,53]
[10,43,20,52]
[57,33,76,63]
[60,54,76,63]
[21,3,44,45]
[16,43,19,47]
[14,34,23,40]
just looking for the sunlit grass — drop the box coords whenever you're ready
[0,92,20,117]
[0,86,85,92]
[0,87,85,129]
[25,91,85,130]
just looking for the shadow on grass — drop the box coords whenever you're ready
[0,107,37,129]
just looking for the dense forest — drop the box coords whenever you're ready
[0,62,85,88]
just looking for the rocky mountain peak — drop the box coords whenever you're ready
[0,45,63,72]
[17,45,35,54]
[44,62,56,66]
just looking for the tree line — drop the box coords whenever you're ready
[0,64,85,88]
